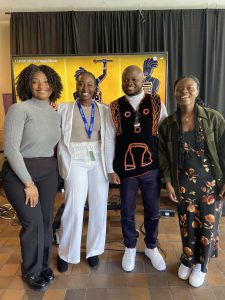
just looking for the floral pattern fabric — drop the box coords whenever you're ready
[178,130,222,273]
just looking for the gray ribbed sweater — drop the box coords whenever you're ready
[4,97,60,184]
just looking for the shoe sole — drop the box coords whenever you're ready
[189,276,205,287]
[178,273,191,280]
[189,280,205,288]
[57,267,68,273]
[29,285,48,292]
[22,278,49,292]
[152,265,166,271]
[189,269,206,287]
[122,264,135,272]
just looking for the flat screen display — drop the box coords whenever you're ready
[12,52,167,106]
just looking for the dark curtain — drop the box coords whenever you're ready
[10,9,225,115]
[10,12,78,54]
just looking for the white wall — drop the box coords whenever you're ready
[0,20,11,130]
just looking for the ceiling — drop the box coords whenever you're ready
[1,0,225,21]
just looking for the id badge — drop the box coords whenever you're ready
[87,145,96,161]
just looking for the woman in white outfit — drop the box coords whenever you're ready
[57,71,109,271]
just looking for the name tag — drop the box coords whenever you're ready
[87,145,96,161]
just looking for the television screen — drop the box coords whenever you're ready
[12,53,167,106]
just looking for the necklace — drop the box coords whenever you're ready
[182,112,194,121]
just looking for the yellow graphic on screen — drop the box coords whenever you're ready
[12,53,167,105]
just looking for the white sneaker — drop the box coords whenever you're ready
[189,264,206,287]
[122,247,136,272]
[178,263,192,280]
[145,247,166,271]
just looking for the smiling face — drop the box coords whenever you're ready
[76,73,96,105]
[122,66,144,96]
[30,71,52,101]
[174,77,199,108]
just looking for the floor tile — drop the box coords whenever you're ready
[149,287,173,300]
[87,274,109,288]
[190,286,217,300]
[42,289,66,300]
[206,271,225,286]
[67,274,89,289]
[0,253,10,266]
[0,264,20,276]
[108,261,126,274]
[1,189,225,299]
[85,288,107,300]
[170,286,194,300]
[0,276,13,289]
[5,253,21,264]
[107,287,128,300]
[106,273,127,288]
[211,286,225,300]
[0,290,5,298]
[90,261,108,274]
[147,272,168,287]
[22,290,45,300]
[48,274,69,289]
[1,289,25,300]
[127,273,148,287]
[8,276,26,289]
[64,288,86,300]
[71,261,90,275]
[128,287,151,300]
[167,271,190,286]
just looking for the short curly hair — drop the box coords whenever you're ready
[16,64,63,103]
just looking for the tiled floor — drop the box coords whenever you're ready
[0,187,225,300]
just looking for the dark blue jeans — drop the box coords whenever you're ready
[120,170,160,249]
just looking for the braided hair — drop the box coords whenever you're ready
[76,70,96,83]
[174,75,207,169]
[73,70,96,100]
[74,67,86,80]
[16,64,63,103]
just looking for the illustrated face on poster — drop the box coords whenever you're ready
[12,53,167,105]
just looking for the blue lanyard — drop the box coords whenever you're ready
[77,101,95,139]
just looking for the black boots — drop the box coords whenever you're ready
[87,255,99,268]
[57,255,68,273]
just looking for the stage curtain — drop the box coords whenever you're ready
[10,9,225,115]
[10,12,78,54]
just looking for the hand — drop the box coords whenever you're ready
[166,182,178,203]
[24,181,39,208]
[108,172,120,185]
[219,184,225,201]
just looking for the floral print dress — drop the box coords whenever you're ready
[178,130,222,273]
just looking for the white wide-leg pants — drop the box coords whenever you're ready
[58,142,108,264]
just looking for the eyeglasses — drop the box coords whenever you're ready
[134,111,141,128]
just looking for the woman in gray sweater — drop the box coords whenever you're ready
[2,64,62,291]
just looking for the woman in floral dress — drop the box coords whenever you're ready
[158,75,225,287]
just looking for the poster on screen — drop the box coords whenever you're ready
[12,53,167,106]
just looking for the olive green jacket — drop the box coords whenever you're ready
[158,104,225,201]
